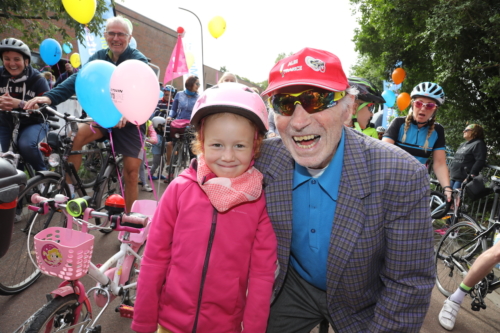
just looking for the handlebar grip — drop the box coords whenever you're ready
[431,198,452,219]
[121,212,148,228]
[31,193,48,204]
[47,116,59,122]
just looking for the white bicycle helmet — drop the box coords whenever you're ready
[410,82,445,105]
[376,126,386,133]
[152,116,166,129]
[191,83,269,134]
[0,38,31,63]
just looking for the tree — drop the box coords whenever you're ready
[350,0,500,162]
[219,65,227,73]
[1,0,112,49]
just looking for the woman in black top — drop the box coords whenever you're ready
[449,124,487,189]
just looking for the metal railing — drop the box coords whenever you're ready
[429,157,500,225]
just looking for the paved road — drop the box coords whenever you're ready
[2,180,500,332]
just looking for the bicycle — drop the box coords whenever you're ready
[434,176,500,311]
[13,193,155,333]
[0,105,124,295]
[0,109,72,295]
[166,119,194,183]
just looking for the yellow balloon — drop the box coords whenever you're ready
[62,0,97,25]
[70,53,81,68]
[208,16,226,39]
[186,52,195,69]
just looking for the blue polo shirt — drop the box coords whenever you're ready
[290,129,345,290]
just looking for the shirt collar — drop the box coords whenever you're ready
[293,129,345,201]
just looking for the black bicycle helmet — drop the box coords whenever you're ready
[348,77,385,104]
[0,38,31,63]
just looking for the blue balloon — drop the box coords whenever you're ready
[62,42,73,54]
[382,90,396,108]
[75,60,122,128]
[39,39,62,66]
[159,90,163,99]
[129,37,137,49]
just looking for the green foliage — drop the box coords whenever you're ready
[219,65,227,73]
[275,52,293,64]
[0,0,113,50]
[351,0,500,163]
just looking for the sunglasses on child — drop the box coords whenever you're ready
[270,89,346,116]
[413,100,437,110]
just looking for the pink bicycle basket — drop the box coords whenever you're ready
[34,227,94,281]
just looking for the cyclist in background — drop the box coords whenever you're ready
[153,85,176,118]
[383,82,452,202]
[167,75,200,122]
[0,38,50,172]
[438,241,500,330]
[149,117,166,180]
[376,126,386,140]
[24,16,148,212]
[344,77,385,139]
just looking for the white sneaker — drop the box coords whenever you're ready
[439,298,461,330]
[142,184,153,192]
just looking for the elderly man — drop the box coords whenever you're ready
[25,16,148,211]
[255,48,435,333]
[54,62,75,88]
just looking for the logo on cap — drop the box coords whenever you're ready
[305,56,325,73]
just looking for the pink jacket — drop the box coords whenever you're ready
[132,162,277,333]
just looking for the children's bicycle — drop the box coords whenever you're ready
[13,193,156,333]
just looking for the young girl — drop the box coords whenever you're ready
[132,83,278,333]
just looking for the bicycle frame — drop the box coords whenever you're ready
[17,195,154,333]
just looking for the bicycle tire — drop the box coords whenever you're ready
[78,141,104,189]
[23,294,90,333]
[432,210,480,249]
[167,141,181,184]
[123,243,146,306]
[0,175,69,295]
[95,156,124,211]
[435,221,487,297]
[173,141,189,178]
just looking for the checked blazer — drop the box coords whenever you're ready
[255,128,435,333]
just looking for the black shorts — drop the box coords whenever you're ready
[97,123,145,160]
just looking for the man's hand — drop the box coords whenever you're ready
[25,96,52,109]
[0,92,15,111]
[115,117,128,129]
[166,117,173,124]
[267,132,277,138]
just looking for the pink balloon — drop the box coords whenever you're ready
[109,60,158,125]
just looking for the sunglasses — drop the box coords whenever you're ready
[413,100,437,110]
[463,129,472,132]
[357,102,375,113]
[271,89,346,116]
[105,31,130,38]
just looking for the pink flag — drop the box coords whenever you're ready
[163,36,189,84]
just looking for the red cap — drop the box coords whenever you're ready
[262,47,349,96]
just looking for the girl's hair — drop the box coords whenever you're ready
[468,124,485,140]
[401,106,435,151]
[218,72,238,84]
[191,112,265,158]
[185,75,199,91]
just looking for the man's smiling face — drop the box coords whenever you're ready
[105,21,131,57]
[275,91,352,169]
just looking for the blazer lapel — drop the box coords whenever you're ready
[326,129,372,296]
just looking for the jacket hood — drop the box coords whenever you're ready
[179,158,198,182]
[0,65,40,85]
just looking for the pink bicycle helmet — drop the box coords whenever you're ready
[190,83,269,134]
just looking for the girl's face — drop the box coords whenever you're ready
[355,104,372,129]
[2,51,27,77]
[203,113,255,178]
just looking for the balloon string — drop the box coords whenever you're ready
[108,128,127,213]
[90,123,96,134]
[135,122,159,202]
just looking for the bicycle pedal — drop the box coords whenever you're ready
[117,304,134,318]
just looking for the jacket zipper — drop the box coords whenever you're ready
[192,207,218,333]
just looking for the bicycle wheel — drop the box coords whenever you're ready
[0,175,69,295]
[22,294,90,333]
[432,211,480,249]
[78,141,104,189]
[166,141,181,184]
[173,141,190,178]
[123,243,146,306]
[435,221,487,297]
[95,156,124,210]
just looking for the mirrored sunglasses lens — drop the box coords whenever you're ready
[425,103,436,110]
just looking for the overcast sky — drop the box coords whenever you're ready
[122,0,361,83]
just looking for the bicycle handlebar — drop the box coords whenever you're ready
[30,193,149,229]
